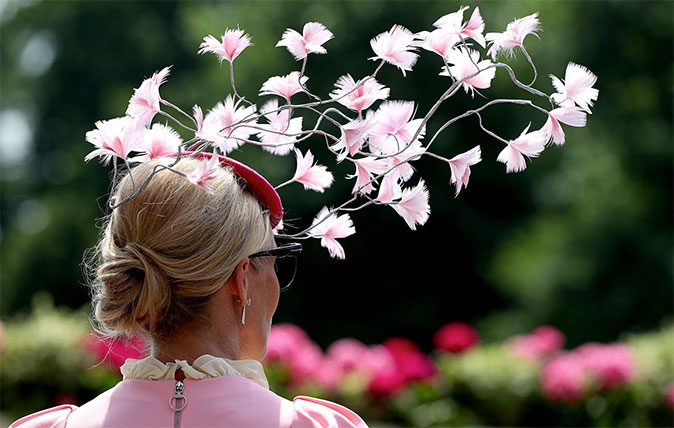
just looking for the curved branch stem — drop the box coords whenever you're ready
[428,98,548,149]
[157,111,196,132]
[161,99,198,128]
[108,148,187,209]
[229,61,254,107]
[519,45,538,86]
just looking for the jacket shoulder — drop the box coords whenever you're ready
[9,405,78,428]
[291,396,368,428]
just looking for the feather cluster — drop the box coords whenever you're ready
[84,11,598,259]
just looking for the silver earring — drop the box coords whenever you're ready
[241,298,251,325]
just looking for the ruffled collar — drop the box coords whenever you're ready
[120,354,269,389]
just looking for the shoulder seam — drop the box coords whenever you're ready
[10,405,77,427]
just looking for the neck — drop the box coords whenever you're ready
[152,333,241,364]
[149,285,246,364]
[151,318,242,364]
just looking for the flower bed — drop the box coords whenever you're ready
[263,322,673,426]
[1,295,672,426]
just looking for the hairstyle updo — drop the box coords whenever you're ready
[87,157,273,339]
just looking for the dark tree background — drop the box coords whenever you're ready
[1,0,671,351]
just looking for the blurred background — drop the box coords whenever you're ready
[1,0,672,426]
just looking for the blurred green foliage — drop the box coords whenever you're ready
[0,294,119,419]
[0,0,671,353]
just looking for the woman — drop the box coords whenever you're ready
[11,155,368,428]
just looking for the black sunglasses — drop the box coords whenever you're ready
[249,243,302,292]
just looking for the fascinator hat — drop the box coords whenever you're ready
[84,12,598,259]
[185,151,284,229]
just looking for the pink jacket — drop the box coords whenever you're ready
[10,376,368,428]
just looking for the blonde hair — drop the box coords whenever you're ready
[87,157,272,339]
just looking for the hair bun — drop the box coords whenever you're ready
[94,241,172,336]
[123,242,172,333]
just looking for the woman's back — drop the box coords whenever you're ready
[10,158,369,428]
[12,376,367,428]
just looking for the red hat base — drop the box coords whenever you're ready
[179,151,283,229]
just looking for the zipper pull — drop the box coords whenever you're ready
[169,380,187,428]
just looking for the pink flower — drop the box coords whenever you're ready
[134,123,183,162]
[370,337,435,397]
[440,47,496,96]
[383,337,435,382]
[309,207,356,259]
[665,384,674,408]
[266,324,335,389]
[186,155,220,194]
[276,22,334,60]
[391,179,430,230]
[432,6,485,48]
[576,343,635,390]
[265,324,331,388]
[125,67,171,127]
[368,100,425,155]
[290,148,334,192]
[550,62,599,114]
[369,364,407,397]
[349,157,389,194]
[198,28,252,63]
[313,359,342,391]
[326,341,394,392]
[486,12,541,59]
[84,116,143,165]
[507,326,565,360]
[288,341,325,386]
[256,99,303,155]
[323,342,399,395]
[327,339,369,372]
[323,343,398,395]
[329,74,390,113]
[369,25,419,76]
[541,106,587,146]
[201,95,258,154]
[333,119,372,160]
[84,335,146,371]
[433,322,479,354]
[448,145,481,196]
[540,342,635,403]
[496,124,547,173]
[259,71,309,101]
[362,345,397,376]
[265,323,312,363]
[326,338,393,385]
[541,352,588,402]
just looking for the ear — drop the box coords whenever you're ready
[226,257,251,303]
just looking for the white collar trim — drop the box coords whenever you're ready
[120,354,269,389]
